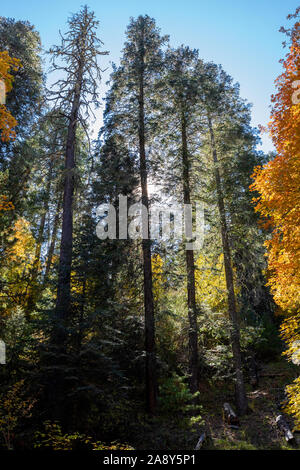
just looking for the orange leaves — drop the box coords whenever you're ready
[251,153,300,313]
[0,105,18,141]
[0,51,21,141]
[251,13,300,425]
[0,195,14,212]
[0,51,21,93]
[250,25,300,314]
[251,16,300,323]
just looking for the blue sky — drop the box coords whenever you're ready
[2,0,299,151]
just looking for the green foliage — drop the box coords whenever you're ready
[34,421,134,450]
[211,438,258,450]
[158,373,202,418]
[251,318,282,361]
[0,6,283,451]
[0,380,35,450]
[198,311,266,379]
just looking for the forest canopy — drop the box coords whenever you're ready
[0,3,299,453]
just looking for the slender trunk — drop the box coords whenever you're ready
[138,34,157,414]
[55,72,83,326]
[180,110,199,394]
[26,160,53,314]
[51,72,83,425]
[44,192,62,284]
[25,211,46,314]
[77,276,86,353]
[207,114,248,415]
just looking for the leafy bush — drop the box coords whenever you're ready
[158,373,201,417]
[0,380,35,450]
[284,376,300,431]
[34,421,134,450]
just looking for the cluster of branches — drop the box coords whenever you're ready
[0,6,277,448]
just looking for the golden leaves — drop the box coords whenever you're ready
[0,51,21,141]
[251,16,300,427]
[0,195,14,212]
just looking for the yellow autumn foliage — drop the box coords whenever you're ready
[195,253,227,313]
[152,253,164,303]
[0,194,14,212]
[0,218,36,314]
[251,13,300,427]
[0,50,21,142]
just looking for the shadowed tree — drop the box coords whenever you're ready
[162,47,201,394]
[47,5,108,337]
[198,62,248,414]
[100,16,168,413]
[121,16,169,413]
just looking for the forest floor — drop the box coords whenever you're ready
[199,359,300,450]
[129,359,299,450]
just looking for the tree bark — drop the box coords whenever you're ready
[44,191,62,285]
[55,72,83,327]
[180,110,199,395]
[26,158,54,314]
[50,69,83,426]
[208,114,248,415]
[138,28,157,415]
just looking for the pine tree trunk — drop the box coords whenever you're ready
[138,34,157,415]
[25,211,47,315]
[44,192,62,284]
[208,114,248,415]
[26,159,53,314]
[77,276,86,353]
[181,110,199,394]
[55,74,83,327]
[51,74,83,425]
